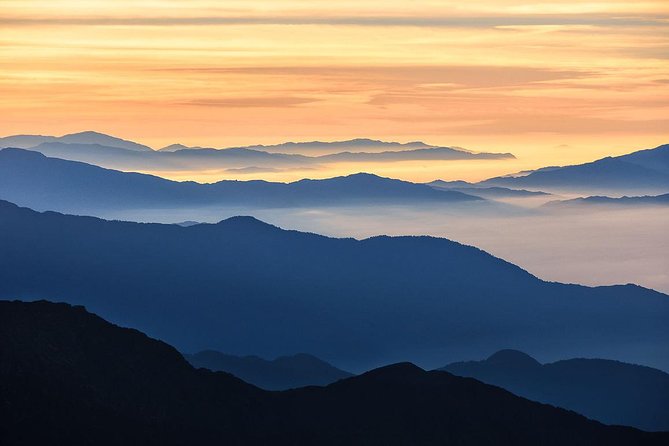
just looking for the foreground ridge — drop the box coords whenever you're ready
[1,300,666,446]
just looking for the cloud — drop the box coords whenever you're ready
[225,166,281,173]
[452,115,669,135]
[158,65,595,90]
[1,14,667,28]
[180,97,318,108]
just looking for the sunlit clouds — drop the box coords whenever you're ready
[1,0,668,181]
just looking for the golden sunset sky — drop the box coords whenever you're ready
[1,1,668,181]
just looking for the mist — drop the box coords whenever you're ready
[96,203,669,296]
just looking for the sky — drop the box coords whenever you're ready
[1,0,668,181]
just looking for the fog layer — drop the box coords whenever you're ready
[99,204,669,295]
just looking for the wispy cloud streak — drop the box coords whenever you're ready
[1,14,667,28]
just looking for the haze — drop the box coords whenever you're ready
[96,203,669,296]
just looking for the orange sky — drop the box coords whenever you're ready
[1,0,668,181]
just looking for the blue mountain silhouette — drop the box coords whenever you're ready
[481,144,669,193]
[0,199,667,372]
[0,148,481,214]
[442,349,669,431]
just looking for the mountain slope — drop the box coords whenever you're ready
[1,300,664,445]
[0,200,667,372]
[0,148,481,214]
[481,144,669,194]
[441,350,669,431]
[185,350,353,390]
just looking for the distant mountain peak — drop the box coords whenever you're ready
[63,130,107,137]
[343,172,383,179]
[216,215,279,231]
[55,130,154,152]
[361,362,425,379]
[486,349,541,367]
[159,143,192,152]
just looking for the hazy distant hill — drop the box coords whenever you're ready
[235,138,434,154]
[0,148,481,214]
[481,144,669,194]
[544,193,669,208]
[24,142,311,171]
[0,200,667,372]
[159,143,198,152]
[185,350,353,390]
[441,350,669,431]
[318,147,514,162]
[1,300,663,445]
[208,138,505,157]
[0,130,152,152]
[0,131,515,171]
[27,141,513,170]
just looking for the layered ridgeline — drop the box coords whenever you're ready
[0,131,514,172]
[0,200,667,372]
[184,351,353,390]
[0,148,482,214]
[481,144,669,194]
[1,300,665,446]
[441,350,669,432]
[427,179,551,199]
[164,138,507,156]
[544,193,669,208]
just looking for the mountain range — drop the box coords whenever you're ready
[184,350,353,390]
[0,199,667,372]
[187,347,669,429]
[481,144,669,194]
[0,131,514,172]
[3,131,667,198]
[0,148,482,215]
[1,300,665,445]
[198,138,440,155]
[441,349,669,432]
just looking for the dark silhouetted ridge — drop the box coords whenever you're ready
[185,350,353,390]
[217,215,278,229]
[356,362,424,379]
[1,300,665,445]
